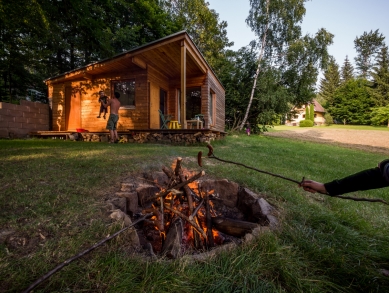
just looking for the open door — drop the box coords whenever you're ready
[149,82,160,129]
[65,86,81,131]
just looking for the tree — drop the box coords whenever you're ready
[340,55,354,83]
[319,57,340,107]
[309,103,314,121]
[371,105,389,127]
[369,46,389,107]
[240,0,333,130]
[163,0,233,70]
[328,79,374,125]
[305,105,310,120]
[354,29,385,79]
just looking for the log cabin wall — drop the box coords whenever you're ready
[207,72,225,131]
[49,67,150,132]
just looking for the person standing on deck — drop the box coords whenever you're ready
[102,92,121,143]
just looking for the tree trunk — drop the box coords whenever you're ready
[239,0,270,131]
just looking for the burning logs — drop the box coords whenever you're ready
[211,217,260,237]
[107,157,278,259]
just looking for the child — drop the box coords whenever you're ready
[245,126,251,136]
[97,91,108,119]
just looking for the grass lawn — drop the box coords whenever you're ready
[270,124,389,132]
[1,136,388,292]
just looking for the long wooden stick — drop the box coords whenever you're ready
[164,204,207,240]
[203,144,388,205]
[22,213,153,293]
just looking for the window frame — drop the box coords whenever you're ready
[111,79,136,109]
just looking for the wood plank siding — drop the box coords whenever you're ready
[45,31,225,133]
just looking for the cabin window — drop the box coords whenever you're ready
[112,79,135,108]
[209,90,216,126]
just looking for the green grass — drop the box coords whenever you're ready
[0,136,388,292]
[270,124,389,132]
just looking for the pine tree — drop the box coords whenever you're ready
[341,55,354,83]
[370,46,389,107]
[319,57,341,107]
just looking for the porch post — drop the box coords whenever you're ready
[180,40,186,129]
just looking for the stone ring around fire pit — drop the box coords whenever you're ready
[105,165,279,260]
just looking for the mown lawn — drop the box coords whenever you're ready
[270,124,389,132]
[0,135,388,292]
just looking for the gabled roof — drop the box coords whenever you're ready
[44,31,224,89]
[313,99,325,113]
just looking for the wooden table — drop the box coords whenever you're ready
[186,120,203,129]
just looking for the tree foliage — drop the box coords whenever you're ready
[370,105,389,126]
[328,79,374,125]
[236,0,333,130]
[354,29,385,79]
[309,103,314,121]
[0,0,180,102]
[369,46,389,107]
[319,57,340,107]
[340,55,354,83]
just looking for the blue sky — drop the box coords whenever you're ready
[207,0,389,69]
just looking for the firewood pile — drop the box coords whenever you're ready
[75,132,219,144]
[107,158,278,259]
[131,132,218,144]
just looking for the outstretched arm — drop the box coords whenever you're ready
[300,160,389,196]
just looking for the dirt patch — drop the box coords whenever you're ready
[264,128,389,155]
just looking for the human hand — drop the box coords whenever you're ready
[299,180,328,194]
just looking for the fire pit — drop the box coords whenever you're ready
[106,158,278,259]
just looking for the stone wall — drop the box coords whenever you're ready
[0,100,50,138]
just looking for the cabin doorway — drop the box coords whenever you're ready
[65,86,81,131]
[149,83,167,129]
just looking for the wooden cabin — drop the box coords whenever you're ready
[44,31,225,135]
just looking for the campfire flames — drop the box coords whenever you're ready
[139,158,234,257]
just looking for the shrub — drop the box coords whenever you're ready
[324,113,334,126]
[299,119,314,127]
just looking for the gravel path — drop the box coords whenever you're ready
[264,128,389,155]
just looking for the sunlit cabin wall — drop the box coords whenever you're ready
[203,73,225,131]
[147,65,170,127]
[49,67,149,132]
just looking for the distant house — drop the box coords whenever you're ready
[44,31,225,133]
[285,99,326,126]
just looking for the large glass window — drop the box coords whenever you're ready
[112,79,135,107]
[186,87,201,119]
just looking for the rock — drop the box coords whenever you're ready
[237,187,258,215]
[200,179,239,208]
[143,172,169,187]
[109,197,127,213]
[120,182,136,192]
[109,210,140,247]
[115,191,139,216]
[137,185,160,208]
[251,198,276,226]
